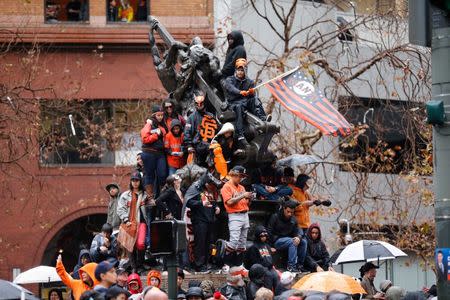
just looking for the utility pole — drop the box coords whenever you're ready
[410,1,450,298]
[431,3,450,297]
[429,1,450,298]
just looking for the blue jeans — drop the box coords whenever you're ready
[141,151,168,188]
[253,184,293,201]
[274,236,307,268]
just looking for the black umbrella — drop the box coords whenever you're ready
[0,279,39,300]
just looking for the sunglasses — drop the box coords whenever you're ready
[165,105,173,108]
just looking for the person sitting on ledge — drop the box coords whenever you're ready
[267,198,307,273]
[253,167,293,201]
[223,58,266,148]
[303,223,334,273]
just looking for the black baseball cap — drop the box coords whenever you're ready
[105,183,119,192]
[229,165,247,177]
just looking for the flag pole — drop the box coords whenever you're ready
[254,66,300,90]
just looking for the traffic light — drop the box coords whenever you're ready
[150,220,187,255]
[426,100,446,125]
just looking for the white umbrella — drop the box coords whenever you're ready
[332,240,407,265]
[13,266,61,284]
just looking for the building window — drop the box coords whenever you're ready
[45,0,89,23]
[39,100,152,166]
[113,100,151,166]
[107,0,149,23]
[338,96,429,174]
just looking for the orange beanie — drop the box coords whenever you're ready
[146,269,162,288]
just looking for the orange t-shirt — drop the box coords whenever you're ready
[221,181,249,213]
[289,184,310,229]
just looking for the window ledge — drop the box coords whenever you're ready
[0,16,213,44]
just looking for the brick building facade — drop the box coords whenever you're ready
[0,0,214,283]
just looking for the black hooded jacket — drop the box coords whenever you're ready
[246,226,274,269]
[71,249,91,279]
[185,173,220,224]
[304,223,331,271]
[221,30,247,78]
[246,264,268,300]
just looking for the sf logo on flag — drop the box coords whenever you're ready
[200,115,218,141]
[293,81,315,97]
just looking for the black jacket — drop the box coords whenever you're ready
[220,284,247,300]
[156,187,183,220]
[304,223,331,271]
[223,75,255,102]
[185,176,218,224]
[246,226,274,269]
[71,249,91,279]
[267,210,301,244]
[184,110,218,147]
[246,264,267,300]
[221,30,247,78]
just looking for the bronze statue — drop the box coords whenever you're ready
[148,16,279,166]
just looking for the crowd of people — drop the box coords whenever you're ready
[45,0,88,23]
[52,30,440,300]
[107,0,148,22]
[52,28,334,300]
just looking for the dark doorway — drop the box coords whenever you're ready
[41,213,106,272]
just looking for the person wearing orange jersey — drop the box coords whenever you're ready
[221,165,254,268]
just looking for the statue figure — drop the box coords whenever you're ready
[148,16,279,166]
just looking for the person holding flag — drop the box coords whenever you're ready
[223,58,267,147]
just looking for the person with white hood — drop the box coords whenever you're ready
[209,122,245,179]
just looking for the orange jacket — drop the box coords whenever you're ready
[164,132,186,169]
[56,261,99,300]
[289,184,311,229]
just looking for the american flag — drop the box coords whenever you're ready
[265,69,352,137]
